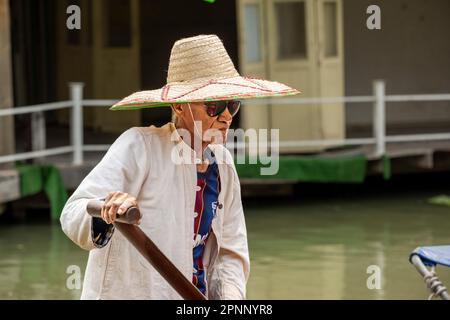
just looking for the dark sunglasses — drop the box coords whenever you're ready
[204,100,241,118]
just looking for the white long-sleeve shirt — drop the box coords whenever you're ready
[60,122,250,299]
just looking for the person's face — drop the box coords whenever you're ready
[172,102,234,144]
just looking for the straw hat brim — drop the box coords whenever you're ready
[110,76,300,110]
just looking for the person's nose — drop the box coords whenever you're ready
[218,107,232,126]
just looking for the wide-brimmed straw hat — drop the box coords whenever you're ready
[110,34,300,110]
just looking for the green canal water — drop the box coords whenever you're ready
[1,175,449,300]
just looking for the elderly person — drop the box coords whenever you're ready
[60,34,298,300]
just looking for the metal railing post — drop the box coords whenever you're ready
[70,82,84,165]
[31,111,46,161]
[373,80,386,158]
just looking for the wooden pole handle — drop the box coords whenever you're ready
[87,199,141,224]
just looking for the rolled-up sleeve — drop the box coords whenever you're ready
[60,127,150,251]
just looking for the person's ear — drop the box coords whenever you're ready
[171,103,183,115]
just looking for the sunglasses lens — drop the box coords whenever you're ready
[205,100,241,117]
[205,101,227,117]
[227,101,241,117]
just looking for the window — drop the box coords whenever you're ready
[323,2,338,57]
[275,1,307,60]
[244,4,262,63]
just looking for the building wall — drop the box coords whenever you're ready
[343,0,450,134]
[0,0,15,167]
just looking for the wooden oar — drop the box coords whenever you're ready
[86,199,206,300]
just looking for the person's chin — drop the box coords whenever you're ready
[219,130,228,144]
[206,132,227,145]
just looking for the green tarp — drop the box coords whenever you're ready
[235,154,368,183]
[15,164,68,221]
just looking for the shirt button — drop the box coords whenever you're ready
[218,203,223,209]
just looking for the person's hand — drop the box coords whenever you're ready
[101,191,139,224]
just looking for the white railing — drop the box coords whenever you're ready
[241,80,450,156]
[1,80,450,165]
[0,82,117,165]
